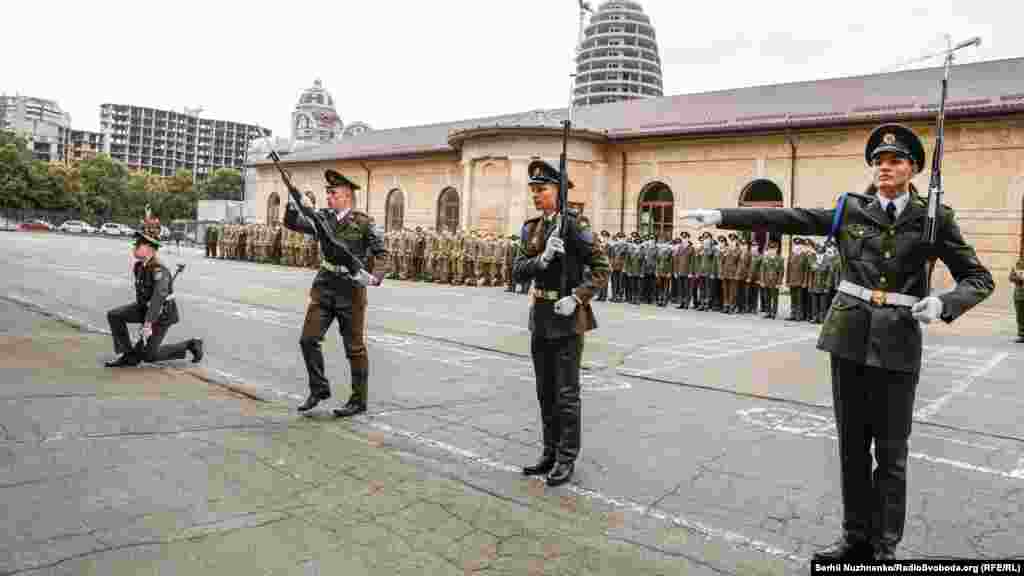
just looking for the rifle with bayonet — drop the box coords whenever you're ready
[921,36,981,293]
[557,118,572,299]
[267,149,367,275]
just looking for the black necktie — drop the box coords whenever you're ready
[885,202,896,223]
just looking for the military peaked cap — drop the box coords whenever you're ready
[866,124,925,173]
[324,169,361,190]
[527,159,574,189]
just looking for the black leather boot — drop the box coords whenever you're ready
[546,461,574,486]
[104,353,139,368]
[187,339,204,363]
[522,455,556,476]
[335,368,368,417]
[297,391,330,412]
[811,536,875,562]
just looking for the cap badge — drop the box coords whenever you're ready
[882,133,896,145]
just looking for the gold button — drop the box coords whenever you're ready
[880,277,887,285]
[884,251,892,259]
[887,230,894,236]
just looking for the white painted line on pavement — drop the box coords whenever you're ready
[913,352,1010,420]
[738,407,1022,482]
[354,419,805,564]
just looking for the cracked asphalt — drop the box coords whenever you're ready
[2,232,1022,575]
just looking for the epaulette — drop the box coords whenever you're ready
[845,192,873,204]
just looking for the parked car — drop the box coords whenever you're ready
[100,222,124,236]
[58,220,97,234]
[17,219,53,232]
[119,224,138,236]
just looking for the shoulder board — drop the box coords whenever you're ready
[846,192,873,203]
[524,216,541,225]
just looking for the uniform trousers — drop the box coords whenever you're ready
[830,355,918,548]
[531,334,582,463]
[299,275,369,403]
[610,270,623,300]
[107,304,190,363]
[788,286,803,319]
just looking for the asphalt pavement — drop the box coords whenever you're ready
[2,231,1022,574]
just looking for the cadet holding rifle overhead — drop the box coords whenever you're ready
[275,159,388,418]
[683,120,993,560]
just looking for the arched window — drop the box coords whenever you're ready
[739,179,784,253]
[436,187,459,233]
[267,192,281,224]
[386,189,404,232]
[304,190,316,208]
[295,115,311,130]
[637,181,673,240]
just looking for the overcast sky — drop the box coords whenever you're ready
[3,0,1016,137]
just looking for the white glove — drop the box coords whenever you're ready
[911,296,943,324]
[680,209,723,227]
[540,236,565,267]
[353,269,374,287]
[554,294,578,317]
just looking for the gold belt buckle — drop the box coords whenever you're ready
[870,289,887,306]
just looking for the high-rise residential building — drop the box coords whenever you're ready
[100,104,270,180]
[0,94,72,161]
[573,0,664,107]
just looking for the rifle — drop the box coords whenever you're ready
[133,263,185,357]
[557,118,572,298]
[921,36,981,293]
[266,149,366,275]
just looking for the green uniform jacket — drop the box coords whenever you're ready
[702,246,720,278]
[737,250,752,282]
[718,194,993,373]
[761,254,784,288]
[810,257,831,293]
[656,244,673,275]
[785,250,805,287]
[748,253,763,285]
[1010,264,1024,300]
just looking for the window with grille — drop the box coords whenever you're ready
[386,189,404,232]
[436,187,459,233]
[637,182,673,240]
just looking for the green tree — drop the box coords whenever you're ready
[0,143,32,209]
[163,169,198,220]
[78,154,129,223]
[199,168,242,201]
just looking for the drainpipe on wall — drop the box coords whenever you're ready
[360,162,371,213]
[786,131,797,256]
[620,151,627,233]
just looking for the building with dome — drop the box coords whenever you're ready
[292,79,343,143]
[573,0,664,107]
[241,79,375,215]
[250,57,1024,305]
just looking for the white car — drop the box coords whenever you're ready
[58,220,96,234]
[100,223,124,236]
